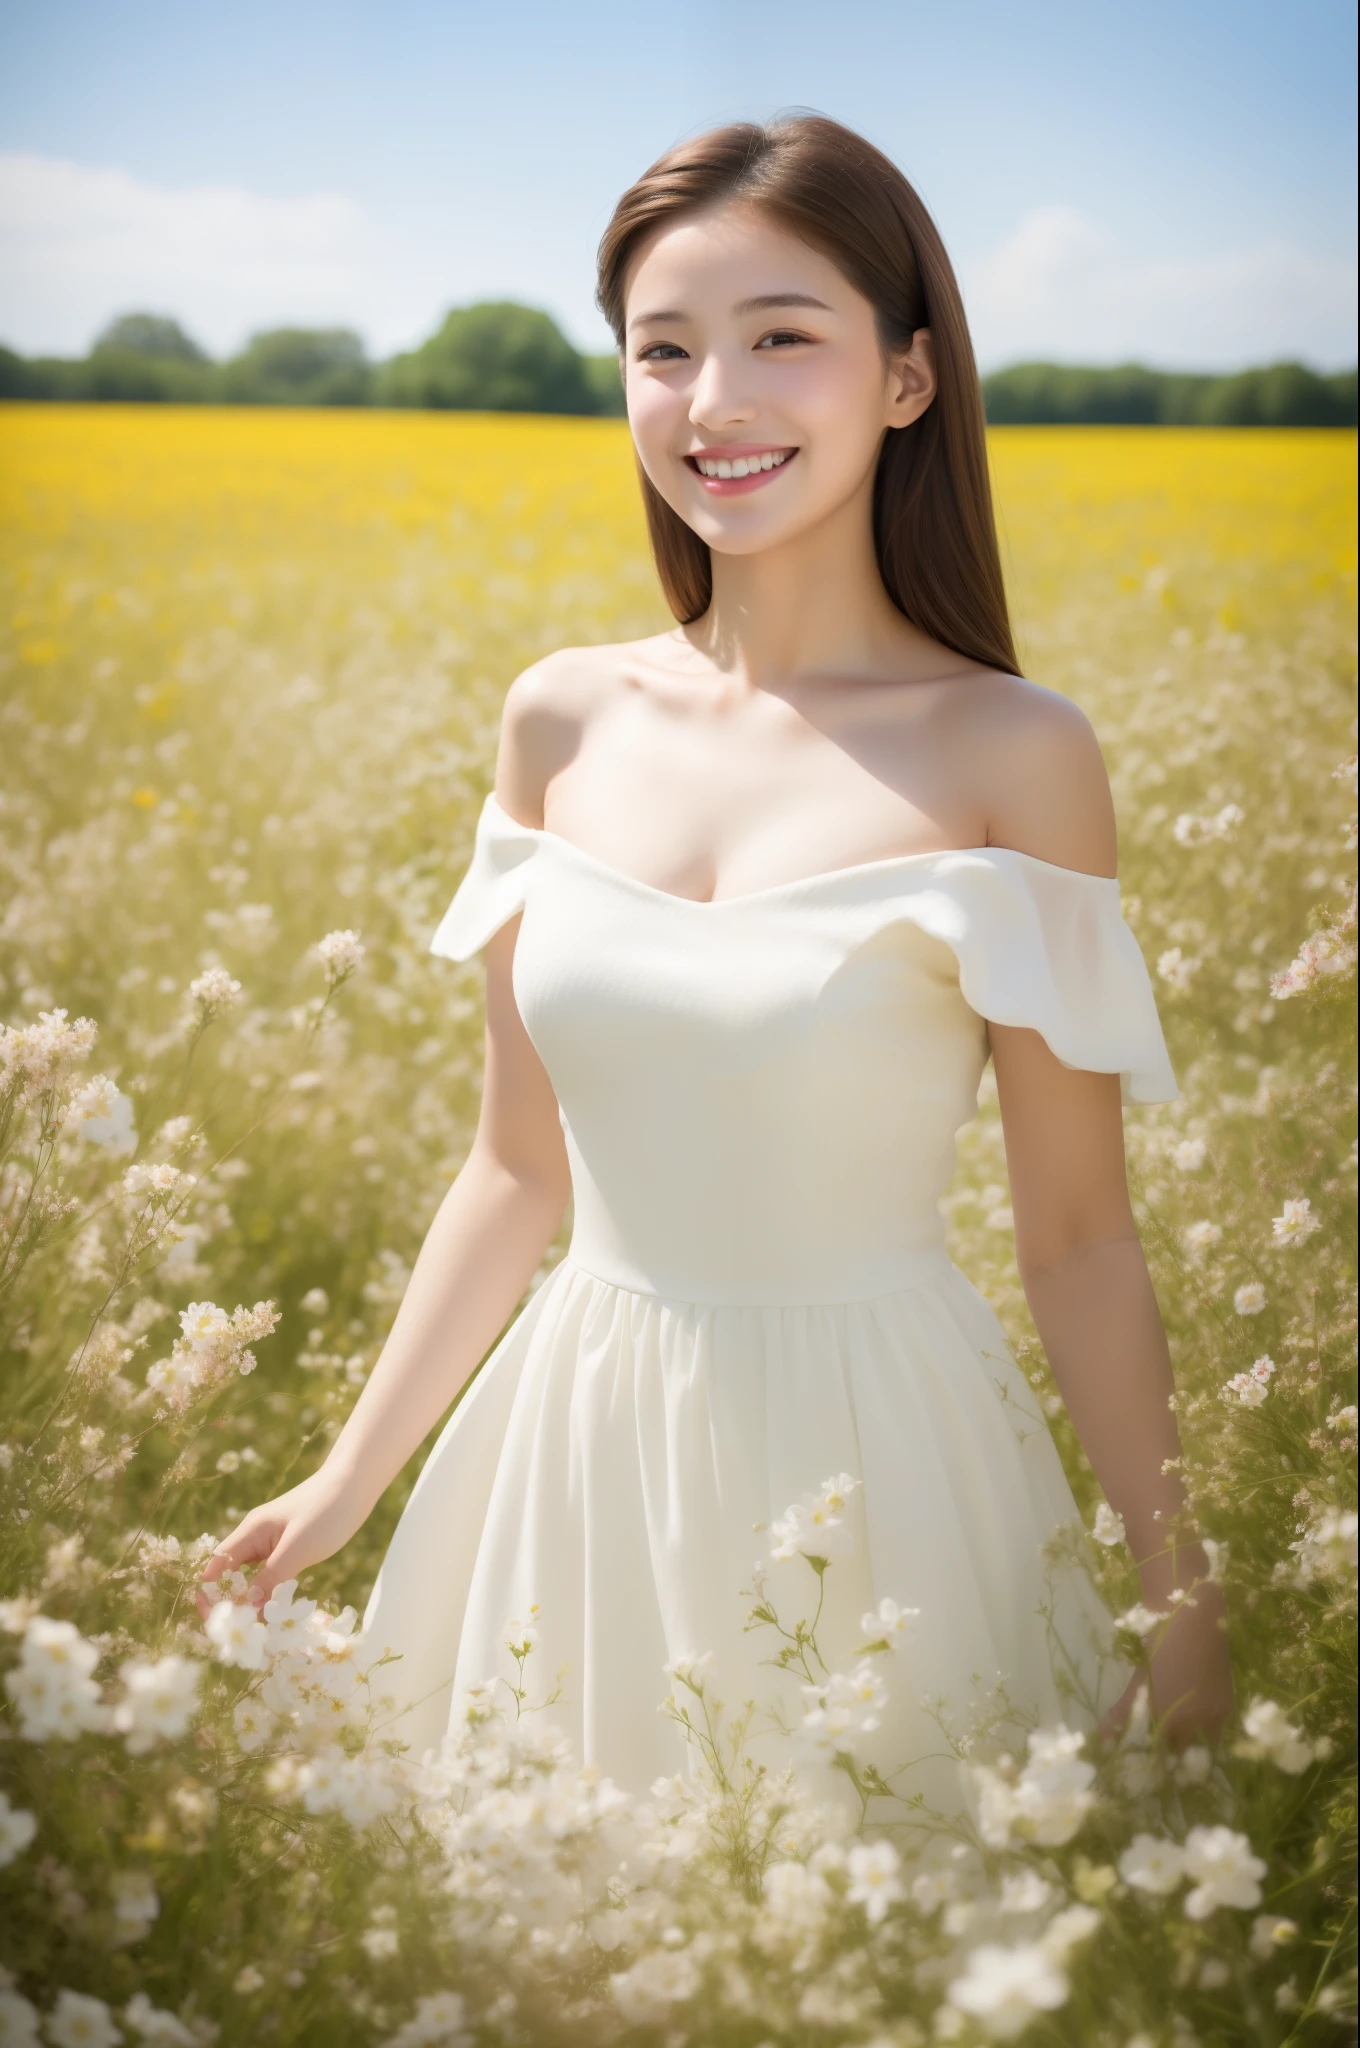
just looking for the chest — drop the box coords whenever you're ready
[545,706,986,903]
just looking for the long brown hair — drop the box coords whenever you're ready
[596,114,1017,675]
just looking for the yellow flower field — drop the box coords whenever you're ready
[0,404,1355,2044]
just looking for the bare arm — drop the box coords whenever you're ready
[982,683,1234,1742]
[198,670,577,1612]
[324,916,569,1515]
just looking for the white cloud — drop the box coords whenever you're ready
[2,155,1353,374]
[0,152,401,357]
[961,204,1357,371]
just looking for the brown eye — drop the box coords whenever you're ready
[756,330,808,349]
[639,343,688,362]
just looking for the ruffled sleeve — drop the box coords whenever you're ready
[868,849,1178,1106]
[429,794,539,961]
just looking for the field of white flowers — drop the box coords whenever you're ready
[0,408,1355,2047]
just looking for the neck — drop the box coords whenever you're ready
[683,470,923,690]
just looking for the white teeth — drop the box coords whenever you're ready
[695,450,790,478]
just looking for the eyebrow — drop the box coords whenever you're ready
[627,291,833,329]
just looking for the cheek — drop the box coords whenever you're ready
[784,351,884,445]
[626,375,681,457]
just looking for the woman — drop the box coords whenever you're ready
[199,114,1234,1816]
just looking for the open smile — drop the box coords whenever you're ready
[684,445,799,495]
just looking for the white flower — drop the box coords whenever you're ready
[947,1941,1069,2037]
[0,1007,97,1099]
[179,1302,230,1350]
[121,1161,186,1205]
[1157,947,1200,992]
[859,1595,919,1648]
[204,1599,269,1671]
[146,1298,280,1415]
[972,1725,1097,1850]
[294,1748,402,1829]
[609,1951,699,2026]
[188,967,242,1019]
[1171,1137,1207,1171]
[762,1860,833,1928]
[1181,1824,1267,1918]
[232,1696,274,1753]
[846,1839,903,1922]
[0,1790,38,1866]
[1182,1219,1222,1255]
[23,1613,100,1679]
[1233,1282,1268,1315]
[1272,1197,1320,1248]
[112,1654,202,1753]
[316,929,366,984]
[383,1991,469,2047]
[361,1926,401,1960]
[1221,1354,1275,1406]
[1116,1603,1169,1638]
[1174,1743,1215,1786]
[1234,1697,1328,1774]
[998,1870,1054,1914]
[771,1472,861,1562]
[0,1988,41,2046]
[231,1968,264,1996]
[1092,1502,1126,1547]
[110,1869,159,1935]
[1249,1914,1298,1960]
[1290,1506,1358,1585]
[1039,1904,1100,1960]
[44,1991,122,2048]
[67,1077,137,1156]
[1271,918,1358,997]
[1118,1832,1187,1896]
[3,1616,107,1741]
[121,1994,195,2045]
[664,1649,713,1689]
[1172,803,1244,846]
[261,1579,318,1653]
[300,1287,329,1314]
[1010,1725,1098,1846]
[800,1659,886,1756]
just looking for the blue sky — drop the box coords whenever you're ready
[0,0,1355,370]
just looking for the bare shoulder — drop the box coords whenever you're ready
[494,634,668,827]
[943,669,1118,878]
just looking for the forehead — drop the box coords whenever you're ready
[625,203,850,316]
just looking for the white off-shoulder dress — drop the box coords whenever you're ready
[362,794,1178,1813]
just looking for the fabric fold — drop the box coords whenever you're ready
[845,852,1177,1105]
[362,1257,1135,1809]
[428,796,538,960]
[427,793,1177,1104]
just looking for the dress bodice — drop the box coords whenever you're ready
[430,794,1177,1307]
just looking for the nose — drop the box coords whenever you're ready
[688,347,758,434]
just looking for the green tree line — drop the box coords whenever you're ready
[0,304,1355,425]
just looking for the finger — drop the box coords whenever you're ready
[200,1521,277,1581]
[249,1531,314,1607]
[194,1520,277,1617]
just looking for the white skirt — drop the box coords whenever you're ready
[361,1253,1132,1817]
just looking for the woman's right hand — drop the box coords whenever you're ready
[194,1465,372,1621]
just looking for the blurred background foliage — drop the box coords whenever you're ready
[0,300,1354,424]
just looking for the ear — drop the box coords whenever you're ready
[885,327,936,429]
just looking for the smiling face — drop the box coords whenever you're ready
[622,202,934,561]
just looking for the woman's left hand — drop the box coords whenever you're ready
[1099,1580,1235,1749]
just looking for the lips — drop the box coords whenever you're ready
[684,446,799,496]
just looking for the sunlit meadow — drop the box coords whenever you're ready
[0,406,1355,2047]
